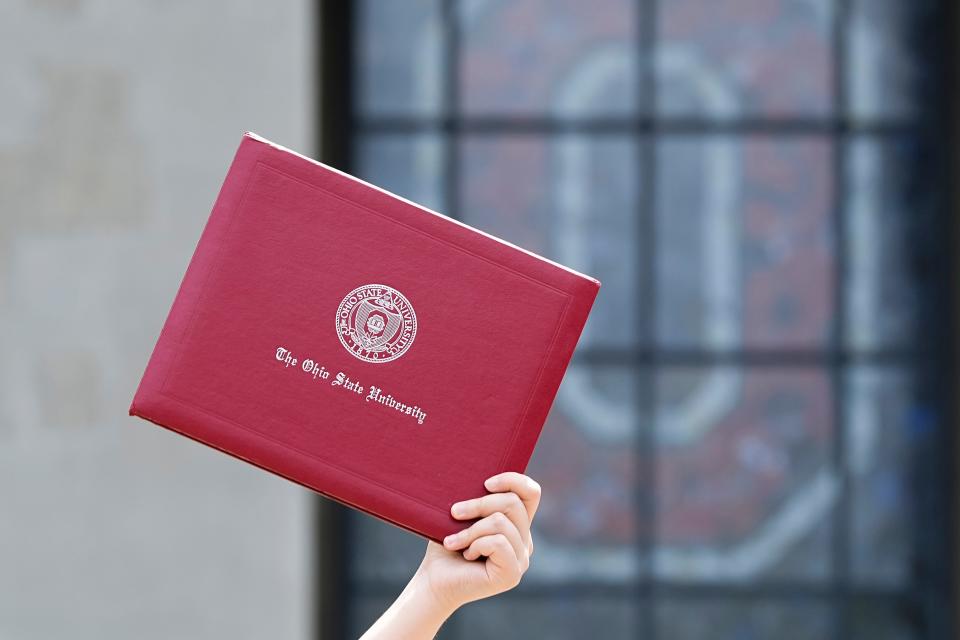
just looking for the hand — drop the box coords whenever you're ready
[420,471,541,611]
[360,472,541,639]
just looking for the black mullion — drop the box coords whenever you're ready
[572,348,929,367]
[357,115,918,136]
[923,2,957,635]
[637,1,657,640]
[351,578,914,601]
[831,1,851,640]
[351,580,644,600]
[942,0,960,635]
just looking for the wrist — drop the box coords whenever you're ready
[360,568,457,640]
[410,564,462,620]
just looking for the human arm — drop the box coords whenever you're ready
[360,472,541,639]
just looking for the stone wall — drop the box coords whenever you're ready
[0,2,313,638]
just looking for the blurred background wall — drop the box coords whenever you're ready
[0,2,314,639]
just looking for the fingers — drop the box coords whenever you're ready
[462,534,523,587]
[483,472,542,522]
[452,492,531,550]
[443,511,528,568]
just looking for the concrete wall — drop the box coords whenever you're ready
[0,2,313,638]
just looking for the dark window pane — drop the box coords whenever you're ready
[657,0,833,118]
[849,599,920,640]
[655,367,834,582]
[845,136,923,351]
[846,366,917,586]
[457,596,640,639]
[348,512,426,585]
[459,0,639,116]
[356,0,444,116]
[655,597,834,640]
[656,137,834,349]
[355,133,446,213]
[348,596,394,638]
[523,364,643,584]
[848,0,928,120]
[461,134,642,349]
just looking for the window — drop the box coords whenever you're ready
[320,1,955,638]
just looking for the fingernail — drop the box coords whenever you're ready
[444,534,456,546]
[451,503,464,517]
[484,477,498,490]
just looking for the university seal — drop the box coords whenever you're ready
[335,284,417,363]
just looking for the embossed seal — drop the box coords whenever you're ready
[336,284,417,363]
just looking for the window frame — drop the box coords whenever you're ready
[316,1,960,638]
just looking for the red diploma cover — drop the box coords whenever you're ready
[129,132,600,542]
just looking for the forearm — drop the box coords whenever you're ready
[362,473,540,638]
[360,568,457,640]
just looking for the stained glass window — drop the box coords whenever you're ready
[324,1,953,638]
